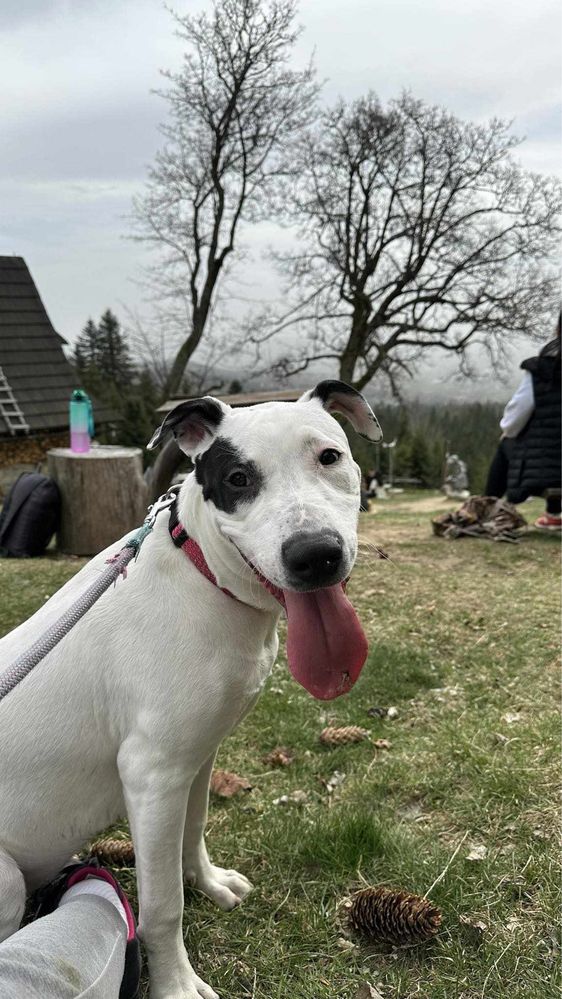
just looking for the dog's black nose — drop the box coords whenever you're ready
[282,532,344,588]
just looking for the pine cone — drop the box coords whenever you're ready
[320,726,370,746]
[90,837,135,867]
[347,886,441,945]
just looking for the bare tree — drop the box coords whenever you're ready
[131,0,318,401]
[126,301,252,499]
[251,93,561,393]
[124,305,233,397]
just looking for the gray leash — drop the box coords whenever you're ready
[0,490,176,704]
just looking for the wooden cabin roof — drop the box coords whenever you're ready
[0,257,113,436]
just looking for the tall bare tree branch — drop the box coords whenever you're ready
[252,92,561,393]
[130,0,318,401]
[129,0,318,498]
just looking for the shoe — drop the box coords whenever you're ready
[31,858,141,999]
[535,514,562,530]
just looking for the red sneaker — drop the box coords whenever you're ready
[535,514,562,530]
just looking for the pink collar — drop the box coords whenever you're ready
[169,510,285,608]
[171,522,237,600]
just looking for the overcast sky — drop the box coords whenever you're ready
[1,0,560,392]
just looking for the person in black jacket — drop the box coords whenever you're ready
[485,318,561,529]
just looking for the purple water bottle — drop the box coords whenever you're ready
[69,389,93,453]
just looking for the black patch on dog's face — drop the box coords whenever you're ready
[194,437,264,513]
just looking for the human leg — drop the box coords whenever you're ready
[535,490,562,528]
[0,891,126,998]
[485,439,511,497]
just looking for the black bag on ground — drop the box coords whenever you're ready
[0,473,61,557]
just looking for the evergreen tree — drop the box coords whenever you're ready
[71,310,155,451]
[394,409,413,481]
[409,430,433,486]
[73,318,100,374]
[349,399,502,493]
[96,310,134,388]
[117,367,161,452]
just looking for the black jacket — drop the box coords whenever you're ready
[507,354,561,504]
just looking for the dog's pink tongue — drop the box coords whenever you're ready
[283,585,368,700]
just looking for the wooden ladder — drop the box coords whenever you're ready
[0,365,30,435]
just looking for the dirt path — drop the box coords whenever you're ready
[374,492,456,514]
[358,491,456,549]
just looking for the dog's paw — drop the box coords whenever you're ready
[152,973,219,999]
[186,863,253,911]
[192,973,220,999]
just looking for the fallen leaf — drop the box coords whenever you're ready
[466,844,487,862]
[502,712,522,724]
[492,732,509,745]
[532,827,549,840]
[373,738,392,750]
[262,747,295,768]
[537,929,560,968]
[273,789,308,806]
[396,799,424,822]
[459,915,487,945]
[367,706,388,718]
[498,842,515,856]
[355,984,384,999]
[431,685,461,697]
[320,770,346,794]
[336,936,357,952]
[210,770,253,798]
[386,706,399,719]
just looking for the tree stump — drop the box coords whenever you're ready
[48,446,148,555]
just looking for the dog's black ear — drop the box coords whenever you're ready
[147,397,228,456]
[300,380,382,442]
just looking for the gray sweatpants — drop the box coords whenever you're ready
[0,895,126,998]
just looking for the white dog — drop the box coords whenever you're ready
[0,381,381,999]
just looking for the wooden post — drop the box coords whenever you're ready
[48,446,148,556]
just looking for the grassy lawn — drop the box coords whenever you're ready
[0,492,560,999]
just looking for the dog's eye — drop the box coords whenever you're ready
[319,449,341,466]
[227,469,249,488]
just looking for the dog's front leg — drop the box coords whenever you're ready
[183,752,252,910]
[119,749,218,999]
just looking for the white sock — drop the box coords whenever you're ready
[60,877,129,929]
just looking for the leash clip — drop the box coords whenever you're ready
[144,487,178,530]
[107,487,179,569]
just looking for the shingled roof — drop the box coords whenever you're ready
[0,257,113,437]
